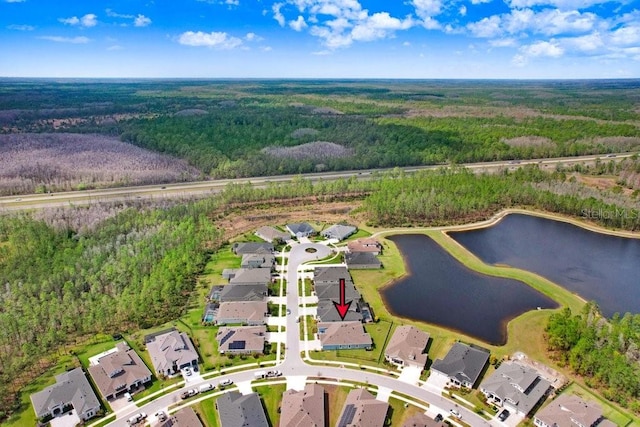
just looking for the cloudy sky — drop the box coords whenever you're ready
[1,0,639,78]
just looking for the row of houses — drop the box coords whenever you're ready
[30,328,199,422]
[255,222,359,243]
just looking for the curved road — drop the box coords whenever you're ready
[106,241,494,427]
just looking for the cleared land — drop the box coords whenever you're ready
[0,133,200,195]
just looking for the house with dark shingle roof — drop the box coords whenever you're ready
[313,266,353,286]
[219,283,267,302]
[216,326,266,355]
[255,226,291,243]
[286,222,316,239]
[314,281,360,302]
[336,388,388,427]
[88,342,152,401]
[232,242,274,255]
[160,407,204,427]
[146,330,199,376]
[322,224,357,241]
[345,252,382,269]
[534,394,610,427]
[279,384,326,427]
[317,321,372,350]
[384,326,430,369]
[241,253,276,269]
[480,361,551,417]
[316,299,363,323]
[216,391,269,427]
[431,342,490,389]
[402,413,446,427]
[30,368,101,422]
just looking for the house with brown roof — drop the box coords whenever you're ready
[384,326,430,369]
[347,238,382,255]
[480,361,551,417]
[402,413,446,427]
[88,342,152,401]
[30,368,101,422]
[279,384,326,427]
[160,407,204,427]
[317,321,372,350]
[216,326,266,355]
[145,330,199,376]
[216,301,268,325]
[255,226,291,244]
[336,388,388,427]
[534,394,612,427]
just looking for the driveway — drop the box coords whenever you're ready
[398,365,422,385]
[50,410,81,427]
[424,370,449,393]
[266,331,286,344]
[266,317,287,327]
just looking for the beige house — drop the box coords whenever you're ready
[336,388,388,427]
[279,384,326,427]
[216,326,266,355]
[88,342,152,400]
[347,238,382,255]
[216,301,268,325]
[145,330,199,376]
[534,394,613,427]
[384,325,430,369]
[317,321,372,350]
[160,407,203,427]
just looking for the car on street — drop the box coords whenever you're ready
[155,411,167,422]
[498,409,510,421]
[450,409,462,419]
[180,389,198,399]
[286,308,291,315]
[266,370,282,377]
[182,367,192,376]
[219,378,233,387]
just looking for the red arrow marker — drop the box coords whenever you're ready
[332,278,352,321]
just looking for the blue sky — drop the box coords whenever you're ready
[1,0,639,78]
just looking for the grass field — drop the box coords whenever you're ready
[388,397,426,426]
[255,383,287,427]
[195,397,221,427]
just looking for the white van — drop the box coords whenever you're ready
[124,392,132,402]
[199,383,214,393]
[254,371,266,379]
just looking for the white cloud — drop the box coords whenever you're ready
[610,24,640,46]
[105,9,133,19]
[273,3,286,26]
[507,0,613,9]
[59,14,97,28]
[7,24,34,30]
[134,14,152,27]
[226,0,240,5]
[522,40,564,56]
[563,32,603,51]
[351,12,414,42]
[261,46,273,51]
[471,0,492,4]
[289,15,308,31]
[5,0,26,3]
[178,31,243,49]
[39,36,91,44]
[489,37,518,47]
[107,44,124,51]
[467,15,502,38]
[403,41,411,46]
[459,5,467,16]
[412,0,443,19]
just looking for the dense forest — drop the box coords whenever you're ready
[2,80,640,186]
[546,303,640,412]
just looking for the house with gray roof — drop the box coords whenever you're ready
[431,342,490,389]
[30,367,101,422]
[232,242,274,255]
[345,252,382,269]
[534,394,612,427]
[241,253,275,269]
[480,361,551,417]
[146,330,199,376]
[313,266,353,286]
[384,326,430,369]
[203,303,219,323]
[286,222,316,239]
[317,321,372,350]
[219,283,267,302]
[207,285,224,301]
[229,268,272,286]
[88,342,152,401]
[216,326,266,355]
[347,238,382,255]
[160,407,204,427]
[314,281,361,302]
[336,388,388,427]
[279,384,326,427]
[216,301,267,326]
[216,391,269,427]
[255,226,291,243]
[322,224,357,241]
[316,299,363,323]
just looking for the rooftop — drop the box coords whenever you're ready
[534,394,604,427]
[279,384,326,427]
[88,342,151,399]
[337,388,388,427]
[217,391,269,427]
[318,321,372,347]
[384,325,430,368]
[431,342,490,387]
[216,326,266,353]
[30,368,100,420]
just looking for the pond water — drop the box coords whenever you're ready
[382,234,558,345]
[450,214,640,318]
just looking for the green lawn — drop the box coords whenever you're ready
[325,384,353,427]
[561,383,637,427]
[255,383,286,427]
[388,397,425,426]
[195,397,221,427]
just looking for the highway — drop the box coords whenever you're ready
[1,152,634,212]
